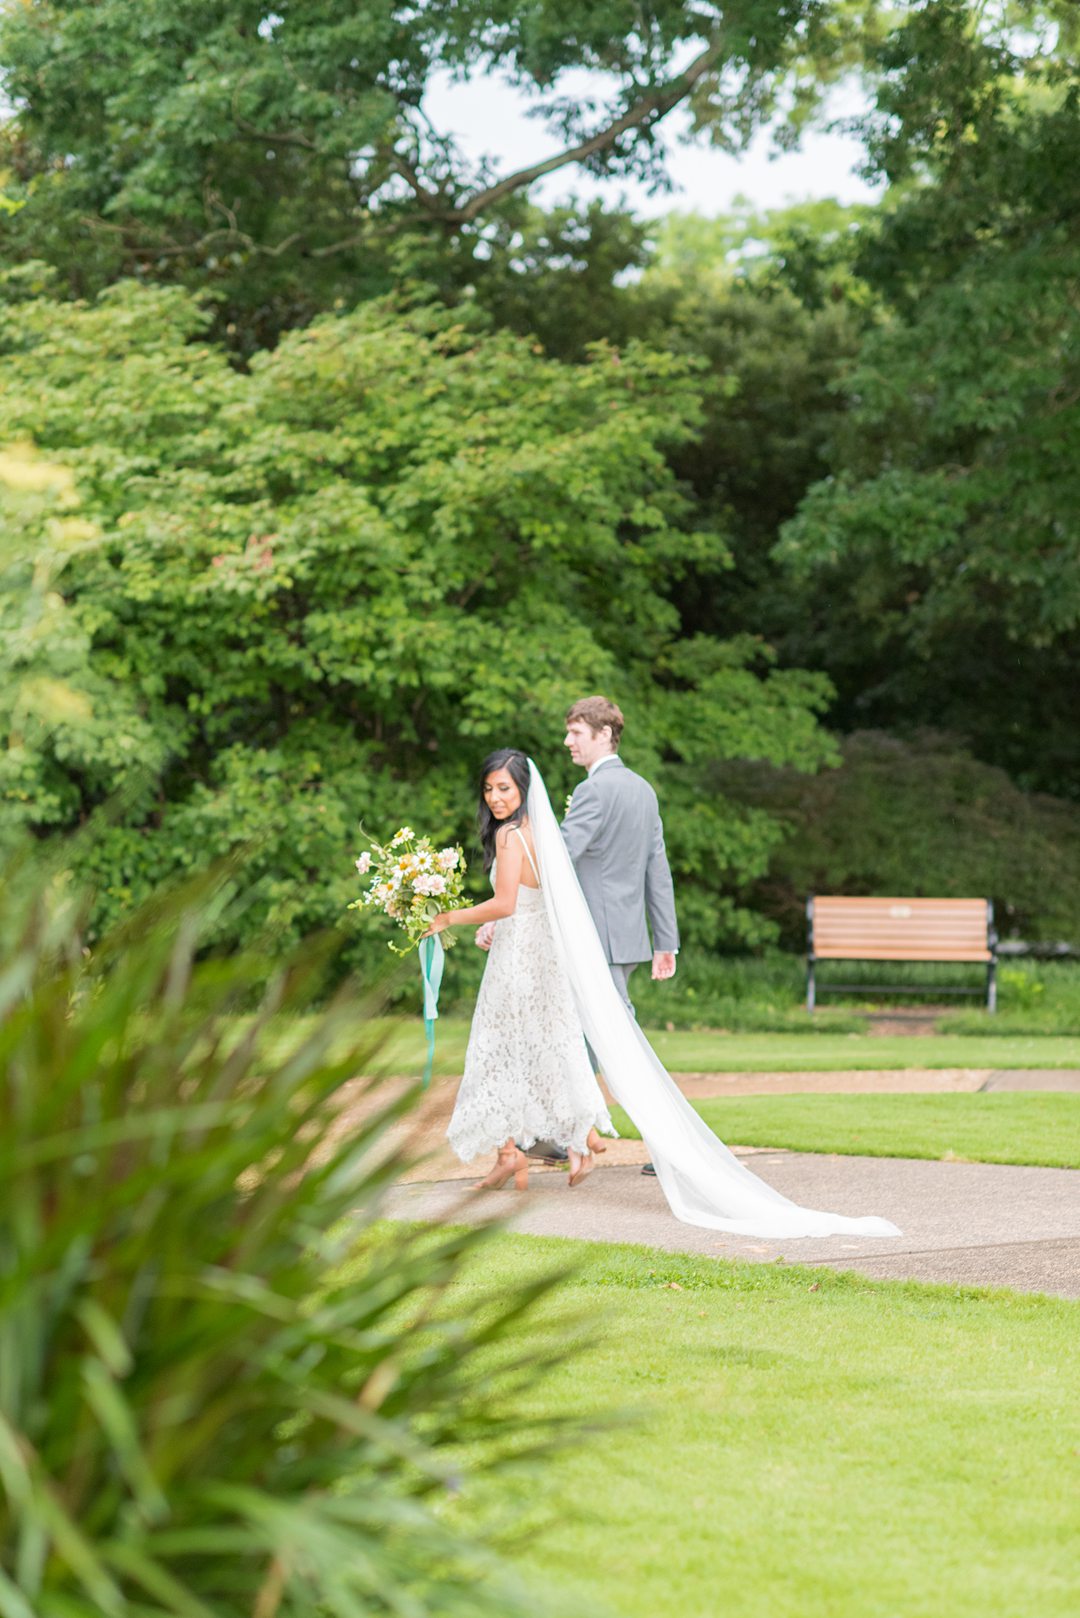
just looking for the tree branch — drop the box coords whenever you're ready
[388,152,448,215]
[444,32,727,224]
[81,219,307,261]
[82,32,729,267]
[235,122,319,151]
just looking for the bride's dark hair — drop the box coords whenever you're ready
[477,748,531,873]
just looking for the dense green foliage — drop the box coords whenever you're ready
[0,0,882,348]
[778,1,1080,796]
[722,731,1080,945]
[0,870,576,1616]
[1,0,1078,960]
[626,206,876,648]
[0,283,833,959]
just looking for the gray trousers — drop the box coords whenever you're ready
[584,961,640,1073]
[608,961,640,1018]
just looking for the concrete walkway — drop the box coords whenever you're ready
[349,1064,1080,1299]
[386,1150,1080,1299]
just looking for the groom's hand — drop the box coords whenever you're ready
[651,951,677,981]
[476,922,496,952]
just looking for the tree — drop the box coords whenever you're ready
[0,281,835,960]
[776,0,1080,795]
[0,0,886,346]
[637,203,878,625]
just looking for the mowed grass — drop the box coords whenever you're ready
[645,1029,1080,1072]
[447,1234,1080,1618]
[610,1092,1080,1169]
[376,1019,1080,1074]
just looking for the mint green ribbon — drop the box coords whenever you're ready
[419,934,445,1088]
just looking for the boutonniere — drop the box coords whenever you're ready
[564,793,574,816]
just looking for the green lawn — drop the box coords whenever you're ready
[449,1233,1080,1618]
[377,1018,1080,1074]
[610,1091,1080,1169]
[646,1029,1080,1072]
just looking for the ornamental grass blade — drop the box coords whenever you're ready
[0,856,587,1617]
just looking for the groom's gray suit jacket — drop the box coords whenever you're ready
[561,757,679,966]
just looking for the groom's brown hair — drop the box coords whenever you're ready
[565,695,624,748]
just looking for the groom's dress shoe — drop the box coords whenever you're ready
[522,1140,569,1163]
[641,1162,656,1177]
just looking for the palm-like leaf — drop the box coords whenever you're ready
[0,872,573,1616]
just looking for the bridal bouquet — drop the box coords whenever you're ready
[349,827,467,955]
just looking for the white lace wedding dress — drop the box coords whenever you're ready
[447,830,617,1161]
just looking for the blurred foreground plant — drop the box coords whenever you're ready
[0,868,574,1616]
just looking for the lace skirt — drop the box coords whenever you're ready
[447,888,617,1161]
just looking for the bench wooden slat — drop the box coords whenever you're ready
[816,939,989,952]
[816,944,990,957]
[815,923,989,938]
[809,899,990,912]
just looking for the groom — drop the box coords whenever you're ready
[560,695,679,1012]
[562,695,679,1176]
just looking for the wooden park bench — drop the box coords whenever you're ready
[806,896,998,1013]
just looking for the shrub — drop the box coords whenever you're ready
[0,866,573,1616]
[720,730,1080,947]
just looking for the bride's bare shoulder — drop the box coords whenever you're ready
[494,824,524,864]
[497,820,539,879]
[496,817,533,841]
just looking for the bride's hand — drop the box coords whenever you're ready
[422,911,453,939]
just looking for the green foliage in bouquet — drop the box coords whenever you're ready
[0,863,577,1617]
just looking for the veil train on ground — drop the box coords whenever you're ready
[526,759,901,1240]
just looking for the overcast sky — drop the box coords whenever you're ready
[424,71,882,218]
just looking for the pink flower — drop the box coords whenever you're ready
[436,848,459,871]
[414,873,447,897]
[355,852,372,875]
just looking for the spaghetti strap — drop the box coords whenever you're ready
[512,826,541,886]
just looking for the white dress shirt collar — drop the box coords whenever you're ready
[587,753,621,776]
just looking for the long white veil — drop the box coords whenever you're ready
[526,759,900,1239]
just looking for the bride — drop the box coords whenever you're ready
[427,752,900,1240]
[429,748,616,1190]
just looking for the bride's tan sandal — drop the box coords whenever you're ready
[567,1150,594,1188]
[473,1146,529,1192]
[586,1128,607,1155]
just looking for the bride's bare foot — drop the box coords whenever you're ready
[567,1150,594,1188]
[473,1146,528,1192]
[586,1128,607,1155]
